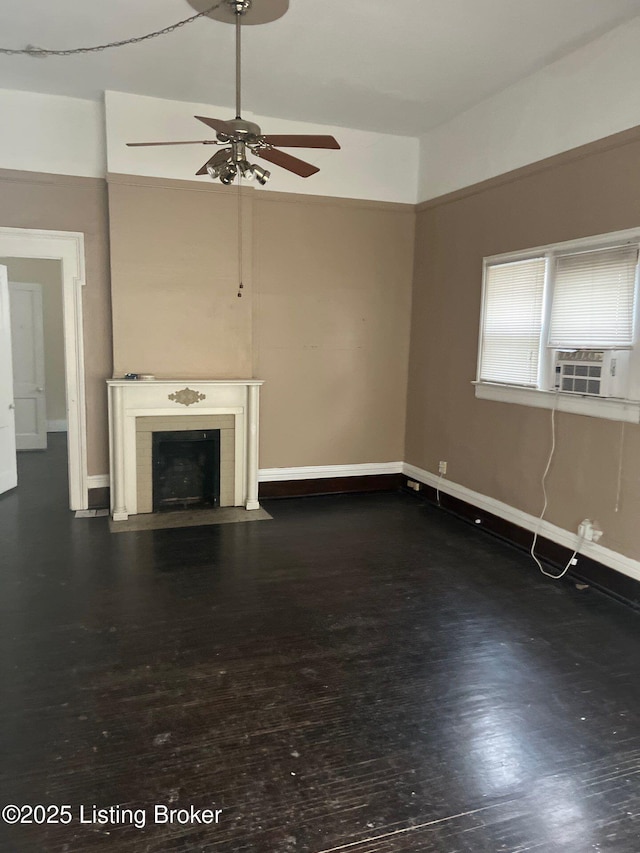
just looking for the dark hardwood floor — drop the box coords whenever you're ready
[1,436,639,852]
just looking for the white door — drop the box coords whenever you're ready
[0,266,17,494]
[9,281,47,450]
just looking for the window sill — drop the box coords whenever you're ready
[473,382,640,423]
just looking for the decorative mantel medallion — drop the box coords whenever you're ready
[168,387,206,407]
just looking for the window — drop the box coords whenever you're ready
[475,228,640,423]
[548,246,636,348]
[479,257,545,386]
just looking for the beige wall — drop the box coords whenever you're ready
[1,257,66,424]
[108,175,415,469]
[0,169,112,476]
[406,126,640,562]
[108,176,252,379]
[254,193,414,467]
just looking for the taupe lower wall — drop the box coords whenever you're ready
[1,257,67,423]
[108,175,415,470]
[108,176,253,379]
[0,169,112,476]
[406,125,640,562]
[253,192,415,467]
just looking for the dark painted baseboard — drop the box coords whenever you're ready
[259,474,403,499]
[88,487,110,509]
[401,477,640,609]
[90,474,402,509]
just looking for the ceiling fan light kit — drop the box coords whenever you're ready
[127,0,340,185]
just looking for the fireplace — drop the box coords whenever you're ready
[152,430,220,511]
[107,379,263,521]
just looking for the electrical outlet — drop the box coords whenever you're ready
[578,519,593,540]
[438,461,447,475]
[578,519,603,542]
[407,480,421,492]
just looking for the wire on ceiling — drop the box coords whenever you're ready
[0,3,223,56]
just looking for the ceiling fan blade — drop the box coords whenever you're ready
[260,135,340,150]
[126,140,218,147]
[257,148,320,178]
[195,115,237,135]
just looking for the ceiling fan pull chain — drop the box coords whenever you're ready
[237,173,244,298]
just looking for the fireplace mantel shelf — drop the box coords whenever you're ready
[107,379,264,521]
[107,379,264,386]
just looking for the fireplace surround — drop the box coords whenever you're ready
[107,379,263,521]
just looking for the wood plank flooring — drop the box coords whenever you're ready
[1,436,639,852]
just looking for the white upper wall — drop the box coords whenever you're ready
[0,88,105,178]
[6,5,640,207]
[0,87,419,203]
[418,15,640,202]
[105,91,419,205]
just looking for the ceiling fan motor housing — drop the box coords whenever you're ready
[225,119,262,139]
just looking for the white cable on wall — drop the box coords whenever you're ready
[436,473,444,506]
[530,394,584,579]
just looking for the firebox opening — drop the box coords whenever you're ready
[152,430,221,512]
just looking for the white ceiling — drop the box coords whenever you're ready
[1,0,640,136]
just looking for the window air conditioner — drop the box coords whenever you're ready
[553,350,628,397]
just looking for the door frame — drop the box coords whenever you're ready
[0,227,87,510]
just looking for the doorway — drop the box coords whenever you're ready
[5,263,66,453]
[0,228,87,510]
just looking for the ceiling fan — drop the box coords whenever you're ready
[127,0,340,185]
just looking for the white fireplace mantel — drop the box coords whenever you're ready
[107,379,263,521]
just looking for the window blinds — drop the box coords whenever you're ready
[548,245,638,347]
[480,257,546,386]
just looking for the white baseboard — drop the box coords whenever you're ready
[403,462,640,584]
[87,474,110,489]
[258,462,404,482]
[47,419,68,432]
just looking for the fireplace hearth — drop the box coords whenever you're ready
[152,430,220,511]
